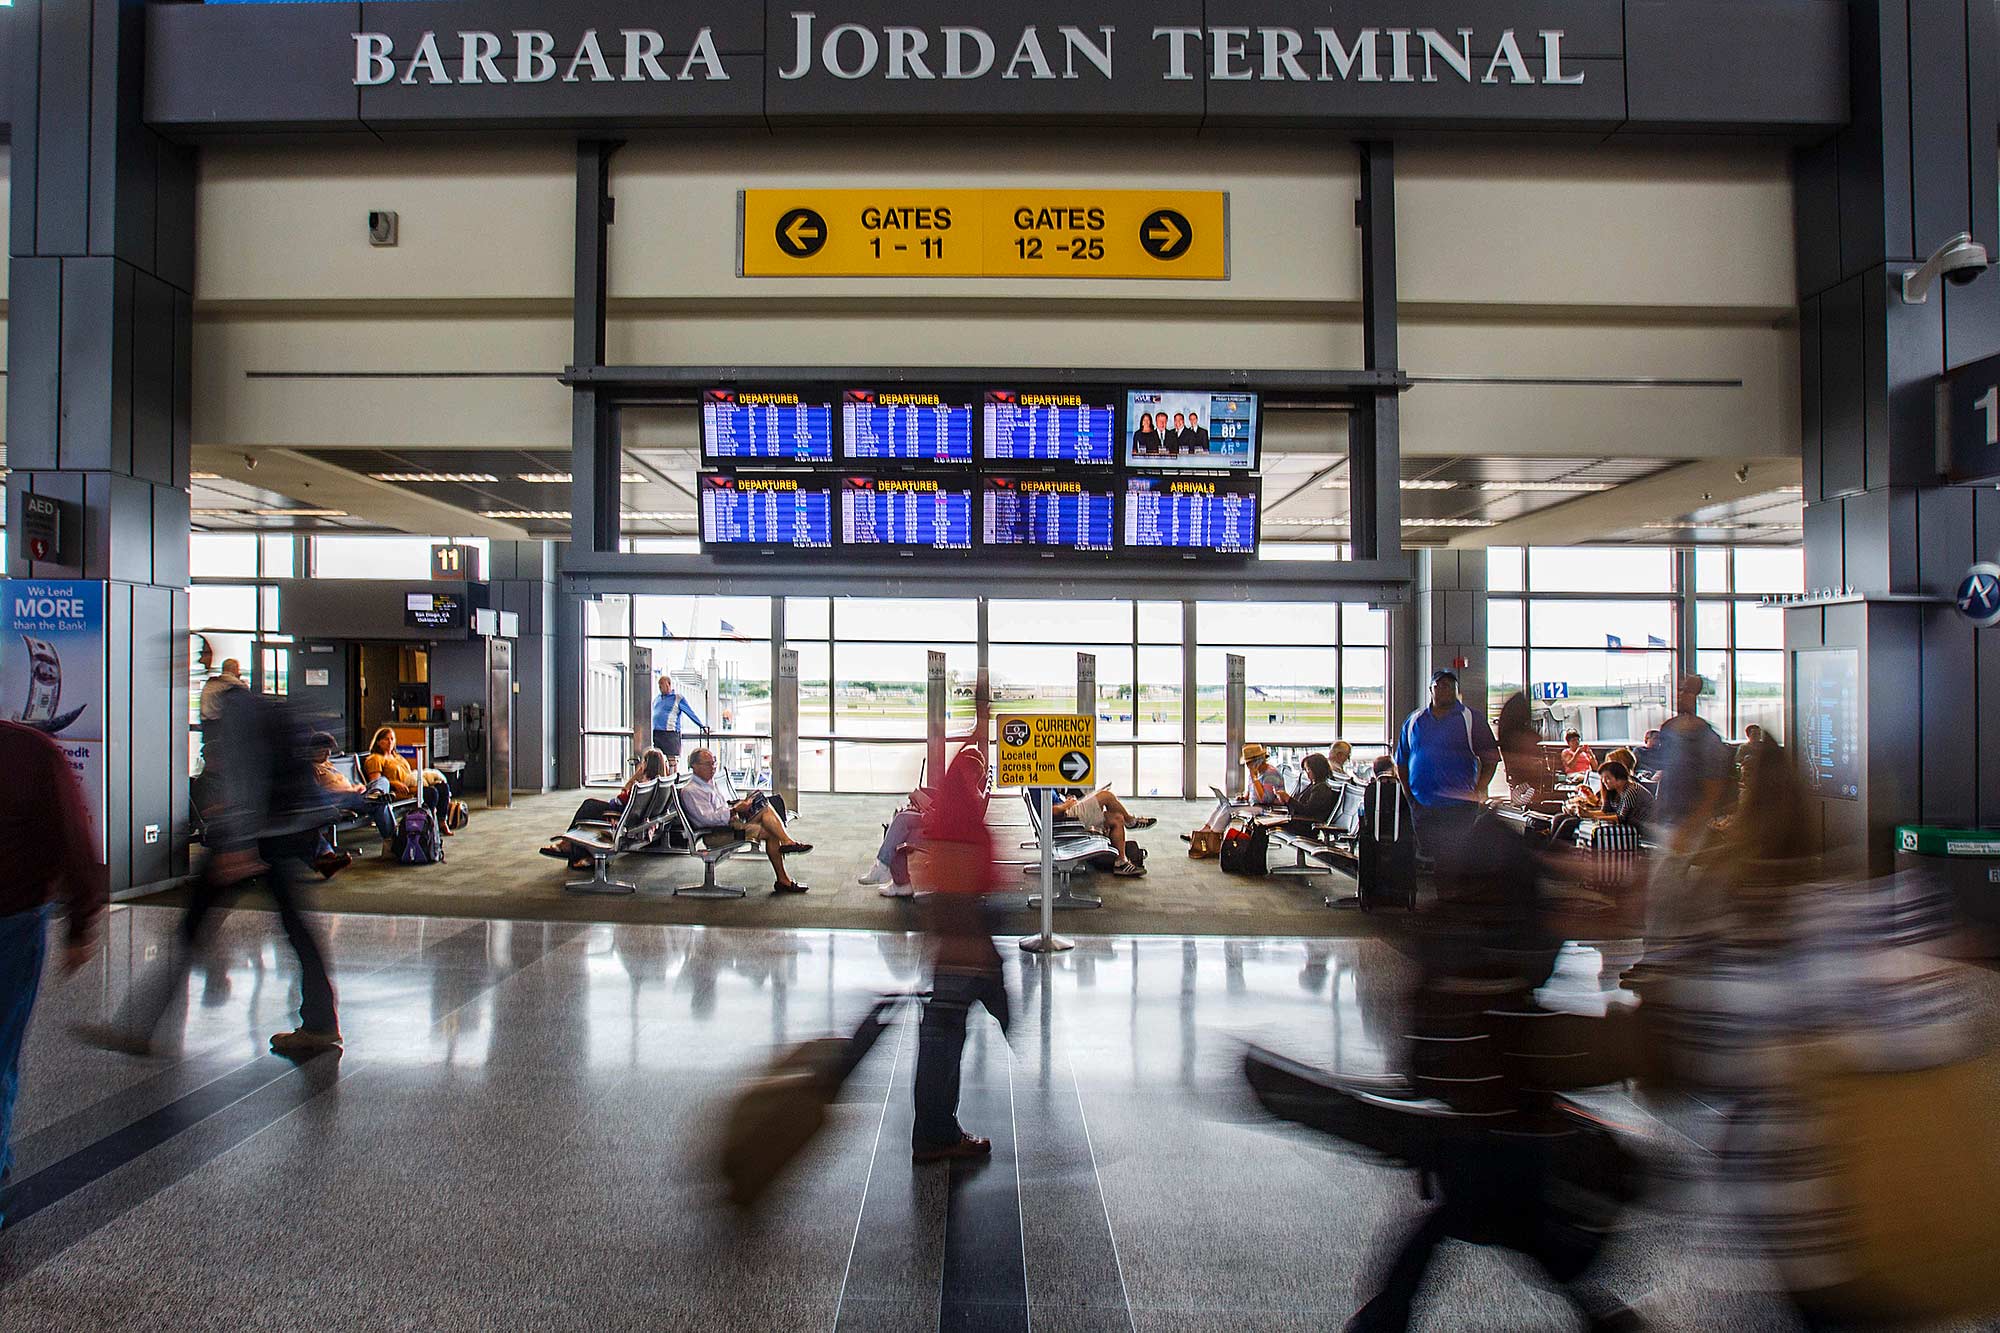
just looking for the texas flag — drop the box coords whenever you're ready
[1606,634,1624,650]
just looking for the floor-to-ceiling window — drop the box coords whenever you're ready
[1695,545,1803,741]
[188,533,294,772]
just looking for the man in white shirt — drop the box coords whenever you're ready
[682,748,811,893]
[199,658,247,722]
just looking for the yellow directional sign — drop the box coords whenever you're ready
[741,190,1226,279]
[995,713,1097,789]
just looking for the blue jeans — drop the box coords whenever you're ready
[336,792,398,841]
[0,905,52,1181]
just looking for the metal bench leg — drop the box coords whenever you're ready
[674,856,747,900]
[1028,869,1103,911]
[565,853,637,896]
[1270,845,1329,879]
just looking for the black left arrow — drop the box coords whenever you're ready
[776,207,828,258]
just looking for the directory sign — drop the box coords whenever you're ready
[840,476,973,550]
[842,389,975,463]
[699,473,834,550]
[1796,648,1860,801]
[983,391,1116,465]
[1123,390,1259,470]
[701,389,834,463]
[1121,476,1259,554]
[983,476,1116,553]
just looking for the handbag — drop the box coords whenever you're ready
[1188,828,1222,859]
[1218,822,1269,875]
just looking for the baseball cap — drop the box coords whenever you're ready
[1429,669,1459,685]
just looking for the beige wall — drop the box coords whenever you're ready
[189,132,1799,465]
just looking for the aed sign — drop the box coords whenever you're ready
[20,494,74,565]
[741,189,1227,279]
[996,712,1096,788]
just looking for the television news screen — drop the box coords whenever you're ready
[982,390,1116,465]
[982,476,1117,553]
[1121,475,1260,554]
[699,473,835,550]
[840,475,973,550]
[700,389,835,464]
[1122,390,1259,470]
[841,389,975,463]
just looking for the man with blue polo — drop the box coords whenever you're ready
[651,674,706,774]
[1394,669,1501,851]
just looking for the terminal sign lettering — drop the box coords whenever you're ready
[996,712,1097,789]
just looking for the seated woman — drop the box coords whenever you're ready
[360,727,452,830]
[859,747,987,898]
[1052,785,1155,878]
[1241,743,1290,807]
[1286,753,1340,833]
[1570,747,1639,813]
[540,748,667,867]
[1558,730,1596,777]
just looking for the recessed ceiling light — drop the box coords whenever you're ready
[190,471,223,481]
[191,508,245,517]
[1399,479,1459,491]
[518,472,649,485]
[1478,481,1614,493]
[369,471,500,484]
[1403,517,1498,528]
[623,511,695,522]
[253,508,349,518]
[480,510,570,521]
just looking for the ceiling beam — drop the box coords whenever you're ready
[193,447,534,541]
[1446,457,1800,549]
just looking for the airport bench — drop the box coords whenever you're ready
[1018,790,1120,910]
[558,779,676,896]
[665,780,760,900]
[1268,780,1366,880]
[324,753,419,850]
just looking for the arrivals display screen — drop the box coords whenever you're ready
[842,389,975,463]
[841,475,973,550]
[700,389,835,463]
[405,591,467,631]
[1122,475,1259,554]
[982,476,1116,553]
[699,473,835,550]
[1123,390,1259,470]
[983,390,1116,465]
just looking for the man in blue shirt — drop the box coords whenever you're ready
[1394,669,1501,847]
[651,674,706,772]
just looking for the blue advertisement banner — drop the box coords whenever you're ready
[0,580,106,861]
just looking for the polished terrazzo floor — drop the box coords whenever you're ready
[0,905,1963,1331]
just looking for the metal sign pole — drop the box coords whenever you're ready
[1077,652,1096,724]
[1020,787,1072,954]
[775,648,799,815]
[927,650,947,785]
[1225,652,1247,796]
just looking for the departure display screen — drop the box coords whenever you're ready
[699,473,835,550]
[405,592,467,631]
[982,391,1116,465]
[983,476,1116,553]
[700,389,835,463]
[840,476,973,550]
[1123,390,1259,470]
[841,389,975,463]
[1121,475,1259,554]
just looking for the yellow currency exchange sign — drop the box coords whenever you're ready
[741,189,1226,279]
[995,713,1097,789]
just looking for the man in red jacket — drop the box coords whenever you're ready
[0,720,103,1228]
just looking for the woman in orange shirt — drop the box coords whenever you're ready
[1559,730,1596,777]
[362,727,452,830]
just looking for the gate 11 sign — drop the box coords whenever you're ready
[996,713,1096,788]
[1944,350,2000,483]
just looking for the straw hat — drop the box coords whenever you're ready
[1240,743,1270,765]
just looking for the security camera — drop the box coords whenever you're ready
[368,210,399,247]
[1901,231,1990,303]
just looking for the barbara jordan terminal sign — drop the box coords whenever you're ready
[145,2,1848,138]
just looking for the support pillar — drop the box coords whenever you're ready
[1792,0,2000,871]
[5,0,197,895]
[1409,550,1489,717]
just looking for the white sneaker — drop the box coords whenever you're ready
[858,860,893,886]
[880,883,915,898]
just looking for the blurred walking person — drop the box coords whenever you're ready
[0,721,102,1228]
[910,744,1011,1163]
[89,688,342,1062]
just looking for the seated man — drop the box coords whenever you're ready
[1592,760,1655,836]
[310,732,398,860]
[1327,740,1358,781]
[1052,785,1154,878]
[681,747,812,894]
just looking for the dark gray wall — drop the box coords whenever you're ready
[279,578,483,643]
[6,0,197,896]
[143,0,1850,139]
[1792,0,2000,868]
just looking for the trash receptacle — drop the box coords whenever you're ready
[1895,825,2000,956]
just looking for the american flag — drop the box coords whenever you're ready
[721,620,748,642]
